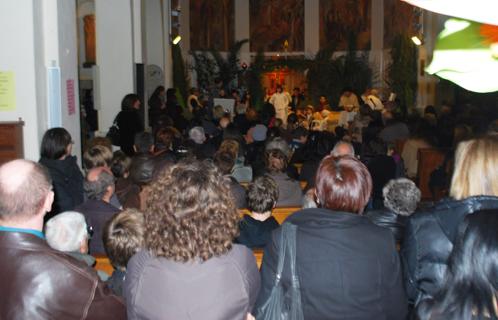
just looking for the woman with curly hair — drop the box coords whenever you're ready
[124,160,260,320]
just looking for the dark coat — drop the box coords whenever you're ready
[76,199,121,255]
[365,209,408,243]
[0,231,125,319]
[255,208,407,320]
[236,215,279,249]
[116,109,143,156]
[401,196,498,305]
[39,156,84,220]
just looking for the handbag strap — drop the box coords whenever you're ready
[285,223,301,289]
[274,223,287,286]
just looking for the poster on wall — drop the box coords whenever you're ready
[250,0,304,52]
[384,0,416,47]
[319,0,371,51]
[190,0,234,51]
[0,71,16,111]
[66,79,76,116]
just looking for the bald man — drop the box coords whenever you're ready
[0,159,125,319]
[331,141,355,157]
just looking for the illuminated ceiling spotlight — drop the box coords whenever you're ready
[172,35,182,45]
[411,36,423,46]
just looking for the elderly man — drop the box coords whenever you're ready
[0,159,125,319]
[331,140,355,157]
[76,167,120,254]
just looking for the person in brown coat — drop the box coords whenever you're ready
[0,159,125,319]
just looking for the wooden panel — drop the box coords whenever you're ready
[417,148,446,200]
[240,207,300,225]
[0,121,24,165]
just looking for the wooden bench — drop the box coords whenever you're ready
[239,207,300,225]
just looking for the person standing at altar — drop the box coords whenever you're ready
[269,85,291,126]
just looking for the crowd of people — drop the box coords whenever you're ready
[0,83,497,319]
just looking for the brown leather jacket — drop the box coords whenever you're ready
[0,231,126,319]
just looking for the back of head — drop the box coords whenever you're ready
[129,155,155,186]
[83,145,113,170]
[111,151,132,178]
[265,149,288,173]
[247,176,279,213]
[145,160,238,262]
[189,126,206,144]
[331,141,355,157]
[40,127,72,160]
[383,178,421,216]
[450,135,498,200]
[0,160,52,222]
[315,155,372,214]
[45,211,87,252]
[265,137,290,158]
[103,208,144,270]
[213,151,236,175]
[134,132,154,154]
[84,170,115,200]
[121,93,140,111]
[218,139,240,159]
[418,210,498,320]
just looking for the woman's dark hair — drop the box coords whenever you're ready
[166,88,177,101]
[40,127,72,160]
[417,210,498,320]
[121,93,140,111]
[145,160,239,262]
[315,155,372,214]
[151,85,165,98]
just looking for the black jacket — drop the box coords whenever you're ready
[236,215,279,249]
[255,208,407,319]
[39,156,84,220]
[365,209,408,243]
[400,196,498,305]
[116,109,143,156]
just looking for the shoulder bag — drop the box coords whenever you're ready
[254,223,304,320]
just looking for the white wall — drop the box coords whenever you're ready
[95,0,134,134]
[57,0,82,161]
[0,0,40,161]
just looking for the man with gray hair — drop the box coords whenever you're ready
[331,140,355,157]
[76,167,120,254]
[45,211,108,280]
[0,159,125,318]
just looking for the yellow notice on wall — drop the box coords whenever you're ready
[0,71,16,111]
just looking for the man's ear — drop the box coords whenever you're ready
[42,191,54,214]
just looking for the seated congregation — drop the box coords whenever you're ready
[1,88,498,320]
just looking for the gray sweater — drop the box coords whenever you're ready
[124,245,260,320]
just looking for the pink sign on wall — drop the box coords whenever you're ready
[66,79,75,115]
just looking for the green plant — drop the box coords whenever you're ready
[191,51,217,91]
[210,39,248,91]
[386,33,418,114]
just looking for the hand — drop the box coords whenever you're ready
[246,313,255,320]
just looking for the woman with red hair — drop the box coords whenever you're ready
[254,155,407,319]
